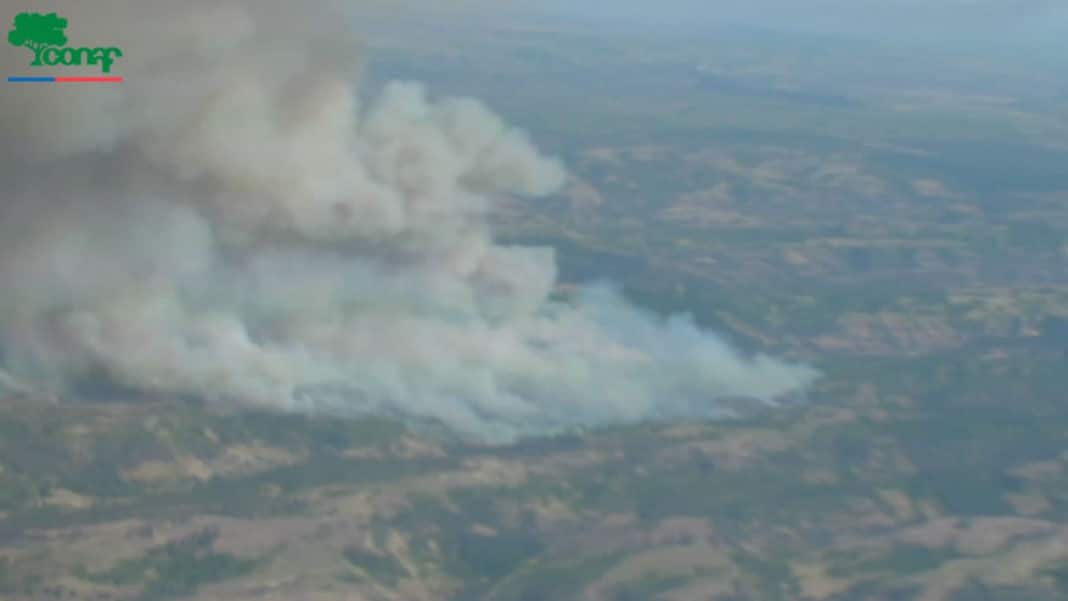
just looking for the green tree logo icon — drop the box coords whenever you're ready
[8,12,68,64]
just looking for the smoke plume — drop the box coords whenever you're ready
[0,0,817,441]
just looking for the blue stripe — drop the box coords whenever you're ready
[7,76,56,83]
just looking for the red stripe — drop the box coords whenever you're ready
[55,76,124,83]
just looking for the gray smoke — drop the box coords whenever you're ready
[0,0,817,441]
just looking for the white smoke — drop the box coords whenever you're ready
[0,0,817,441]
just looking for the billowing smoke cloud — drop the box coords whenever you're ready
[0,0,817,441]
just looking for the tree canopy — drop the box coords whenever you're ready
[7,12,68,50]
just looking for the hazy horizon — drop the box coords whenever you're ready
[523,0,1068,41]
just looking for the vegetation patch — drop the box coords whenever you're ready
[827,544,959,578]
[81,527,258,600]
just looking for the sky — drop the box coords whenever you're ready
[515,0,1068,45]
